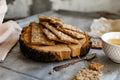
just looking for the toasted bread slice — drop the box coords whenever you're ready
[30,22,55,46]
[60,24,84,33]
[42,28,58,41]
[57,26,85,39]
[39,16,60,22]
[41,22,79,44]
[91,40,102,49]
[21,26,31,44]
[23,26,31,44]
[89,62,104,72]
[42,28,75,44]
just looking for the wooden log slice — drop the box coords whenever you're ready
[19,25,91,62]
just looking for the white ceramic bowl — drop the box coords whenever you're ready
[101,32,120,63]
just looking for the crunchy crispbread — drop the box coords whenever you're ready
[39,16,60,22]
[30,22,55,46]
[42,28,76,44]
[57,26,85,39]
[41,22,79,44]
[21,26,31,44]
[60,24,84,33]
[89,62,104,72]
[42,28,58,41]
[91,40,102,49]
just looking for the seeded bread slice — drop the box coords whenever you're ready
[30,22,55,46]
[57,26,85,39]
[60,24,84,33]
[39,16,60,22]
[42,28,58,41]
[42,28,76,44]
[41,22,79,44]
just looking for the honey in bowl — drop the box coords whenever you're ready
[107,39,120,46]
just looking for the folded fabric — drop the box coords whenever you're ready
[88,17,120,38]
[0,20,21,62]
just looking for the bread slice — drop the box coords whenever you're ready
[41,22,79,44]
[57,26,85,39]
[23,26,31,44]
[20,26,31,44]
[42,28,58,41]
[89,62,104,72]
[30,22,55,46]
[60,24,84,33]
[39,16,60,22]
[42,28,77,44]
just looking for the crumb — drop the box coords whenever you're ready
[106,69,112,73]
[48,70,56,75]
[107,70,112,72]
[73,62,104,80]
[48,71,52,75]
[89,62,104,72]
[73,68,102,80]
[117,68,120,73]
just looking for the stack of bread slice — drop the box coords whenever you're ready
[19,16,91,61]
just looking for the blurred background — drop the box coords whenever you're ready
[6,0,120,19]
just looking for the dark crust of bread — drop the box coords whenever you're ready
[19,27,91,62]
